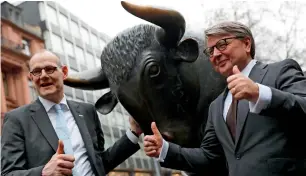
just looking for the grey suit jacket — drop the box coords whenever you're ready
[1,99,140,176]
[161,59,306,176]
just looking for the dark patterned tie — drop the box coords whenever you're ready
[226,97,238,142]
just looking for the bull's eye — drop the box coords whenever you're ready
[149,64,160,77]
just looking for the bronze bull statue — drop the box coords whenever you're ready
[64,1,226,150]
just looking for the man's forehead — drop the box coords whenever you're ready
[29,55,59,69]
[207,34,234,45]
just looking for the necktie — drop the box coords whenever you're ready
[54,104,79,176]
[226,97,238,141]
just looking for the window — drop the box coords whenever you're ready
[99,38,106,49]
[22,38,30,56]
[75,46,85,65]
[2,72,9,96]
[51,34,63,53]
[59,13,69,32]
[85,52,95,68]
[95,56,100,67]
[90,33,99,48]
[81,27,89,44]
[64,40,74,57]
[70,21,79,37]
[46,5,58,25]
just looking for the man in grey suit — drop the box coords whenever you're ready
[1,50,143,176]
[143,21,306,176]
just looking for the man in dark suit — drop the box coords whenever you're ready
[143,21,306,176]
[1,50,142,176]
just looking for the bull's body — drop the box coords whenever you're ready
[64,2,228,175]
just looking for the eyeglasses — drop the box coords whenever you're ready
[203,36,244,57]
[30,66,58,76]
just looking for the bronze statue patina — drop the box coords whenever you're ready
[64,2,228,175]
[64,1,226,150]
[65,2,226,147]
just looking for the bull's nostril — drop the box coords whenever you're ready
[162,132,173,141]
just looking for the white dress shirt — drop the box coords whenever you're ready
[39,96,139,175]
[158,59,272,162]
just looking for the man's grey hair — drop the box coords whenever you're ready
[204,21,255,58]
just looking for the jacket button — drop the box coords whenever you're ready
[236,154,241,160]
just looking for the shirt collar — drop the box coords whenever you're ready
[240,59,257,77]
[38,95,69,112]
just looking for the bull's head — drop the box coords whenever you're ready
[64,1,210,146]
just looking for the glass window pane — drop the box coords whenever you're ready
[99,38,106,49]
[95,56,100,67]
[85,52,95,68]
[51,34,63,53]
[46,5,58,25]
[59,13,69,32]
[75,46,85,65]
[70,21,80,37]
[64,40,74,57]
[90,33,99,48]
[81,27,89,44]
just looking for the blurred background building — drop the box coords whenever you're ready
[1,1,182,175]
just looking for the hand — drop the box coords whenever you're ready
[42,140,75,176]
[227,65,259,103]
[129,117,143,136]
[143,122,163,158]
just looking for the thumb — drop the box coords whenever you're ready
[233,65,241,74]
[151,122,161,137]
[56,140,64,154]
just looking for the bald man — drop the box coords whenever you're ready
[1,50,142,176]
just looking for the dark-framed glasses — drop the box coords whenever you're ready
[203,36,244,57]
[30,66,58,76]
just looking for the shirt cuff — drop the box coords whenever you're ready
[249,83,272,114]
[126,130,139,144]
[155,139,169,162]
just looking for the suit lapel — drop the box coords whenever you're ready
[67,101,102,176]
[30,99,58,152]
[216,89,235,147]
[235,61,268,148]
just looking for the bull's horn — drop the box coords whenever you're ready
[121,1,185,47]
[64,68,109,90]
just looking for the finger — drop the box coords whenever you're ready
[58,168,73,176]
[144,145,159,153]
[56,140,64,154]
[146,150,158,157]
[58,154,75,162]
[144,135,158,145]
[151,122,161,137]
[228,75,246,89]
[227,74,239,83]
[57,160,74,169]
[232,65,241,74]
[144,140,158,147]
[233,91,245,100]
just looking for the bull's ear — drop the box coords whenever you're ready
[174,38,199,62]
[95,91,118,115]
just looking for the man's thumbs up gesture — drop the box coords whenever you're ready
[42,140,75,176]
[227,65,259,102]
[143,122,163,158]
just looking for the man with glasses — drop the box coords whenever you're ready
[144,21,306,175]
[1,50,143,176]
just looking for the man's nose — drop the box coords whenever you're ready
[40,69,48,78]
[212,47,222,57]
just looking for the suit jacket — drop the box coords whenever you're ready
[1,99,140,176]
[161,59,306,176]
